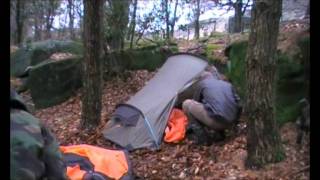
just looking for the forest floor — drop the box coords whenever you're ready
[13,19,310,179]
[18,69,309,180]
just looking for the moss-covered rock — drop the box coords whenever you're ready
[168,45,179,53]
[28,57,82,109]
[275,53,305,125]
[10,40,83,77]
[226,36,309,125]
[209,32,227,38]
[206,44,218,60]
[225,41,248,98]
[103,45,175,79]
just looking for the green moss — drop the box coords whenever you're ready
[226,39,308,126]
[209,32,226,38]
[129,49,166,70]
[276,103,300,126]
[274,147,286,162]
[10,40,83,77]
[225,41,248,98]
[169,45,179,53]
[28,57,82,109]
[205,44,219,61]
[206,44,219,52]
[275,53,305,125]
[103,47,168,77]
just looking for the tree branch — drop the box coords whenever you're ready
[215,0,235,12]
[242,0,251,15]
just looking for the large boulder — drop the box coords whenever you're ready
[226,35,309,125]
[103,45,174,79]
[23,43,177,109]
[10,40,83,77]
[28,57,82,109]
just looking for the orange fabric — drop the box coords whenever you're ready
[60,144,129,180]
[164,108,188,143]
[66,165,86,180]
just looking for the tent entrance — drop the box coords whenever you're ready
[103,53,208,151]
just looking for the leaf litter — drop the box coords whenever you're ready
[18,69,310,179]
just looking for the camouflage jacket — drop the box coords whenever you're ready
[10,90,67,180]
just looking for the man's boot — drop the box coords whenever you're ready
[186,115,211,146]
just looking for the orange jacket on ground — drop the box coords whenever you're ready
[164,108,188,143]
[60,144,132,180]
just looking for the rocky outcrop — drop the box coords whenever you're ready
[28,57,82,109]
[10,40,83,77]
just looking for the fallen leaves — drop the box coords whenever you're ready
[50,52,77,61]
[22,68,309,179]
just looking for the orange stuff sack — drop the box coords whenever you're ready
[60,144,132,180]
[164,108,188,143]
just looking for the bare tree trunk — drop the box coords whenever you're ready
[45,18,53,39]
[81,0,104,130]
[45,2,53,39]
[45,11,52,39]
[15,0,25,46]
[170,0,179,38]
[34,18,42,41]
[31,0,44,41]
[121,0,130,49]
[11,0,17,45]
[68,0,75,40]
[234,0,242,33]
[245,0,284,169]
[130,0,138,49]
[194,0,200,39]
[75,0,84,38]
[305,0,309,18]
[108,0,130,50]
[165,0,170,41]
[135,28,146,45]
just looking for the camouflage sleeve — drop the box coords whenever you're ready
[11,89,67,180]
[40,124,68,180]
[10,110,51,180]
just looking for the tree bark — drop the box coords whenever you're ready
[108,0,130,50]
[34,17,42,41]
[75,0,84,37]
[194,0,200,39]
[245,0,284,169]
[31,0,44,41]
[305,0,309,18]
[45,5,52,39]
[44,0,58,39]
[81,0,104,130]
[121,0,130,49]
[233,0,242,33]
[165,0,170,41]
[68,0,76,40]
[15,0,26,46]
[130,0,138,49]
[170,0,179,38]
